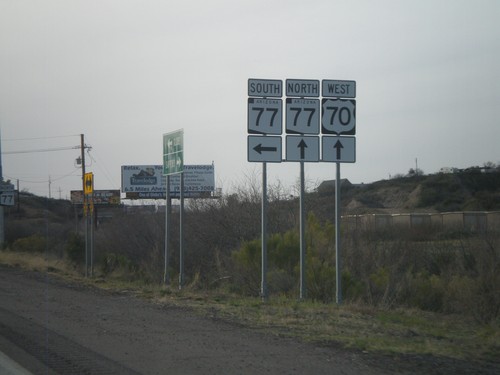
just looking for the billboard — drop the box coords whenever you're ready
[71,190,121,205]
[121,164,215,199]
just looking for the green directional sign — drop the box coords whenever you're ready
[163,130,184,175]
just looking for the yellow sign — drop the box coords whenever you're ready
[84,172,94,195]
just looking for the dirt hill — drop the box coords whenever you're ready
[316,169,500,215]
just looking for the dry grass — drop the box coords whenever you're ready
[153,289,499,363]
[0,249,79,278]
[1,252,498,364]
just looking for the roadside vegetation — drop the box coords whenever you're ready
[1,168,499,364]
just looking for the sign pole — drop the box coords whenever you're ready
[85,207,89,278]
[164,175,171,285]
[0,129,4,247]
[179,172,185,290]
[299,161,306,300]
[261,162,268,301]
[90,200,94,277]
[335,162,342,304]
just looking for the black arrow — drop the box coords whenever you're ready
[298,139,307,159]
[334,140,343,160]
[254,143,277,154]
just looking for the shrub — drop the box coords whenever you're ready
[11,235,47,253]
[66,233,85,264]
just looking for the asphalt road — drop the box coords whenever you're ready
[0,266,387,375]
[1,266,497,375]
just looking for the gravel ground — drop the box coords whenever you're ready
[0,266,497,374]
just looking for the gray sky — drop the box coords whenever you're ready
[1,0,499,199]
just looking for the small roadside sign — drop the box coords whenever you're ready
[285,136,319,162]
[286,98,320,134]
[84,173,94,195]
[0,191,14,206]
[322,136,356,163]
[322,80,356,98]
[248,79,282,97]
[163,130,184,175]
[285,79,320,97]
[248,98,282,135]
[0,182,14,192]
[248,136,282,163]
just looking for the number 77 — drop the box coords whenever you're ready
[253,107,278,127]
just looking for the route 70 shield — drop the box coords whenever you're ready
[321,99,356,135]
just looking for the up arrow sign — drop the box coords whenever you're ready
[298,139,307,159]
[322,136,356,163]
[285,136,319,162]
[334,139,343,160]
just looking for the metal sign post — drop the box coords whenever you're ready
[248,79,283,301]
[321,79,357,305]
[163,129,184,289]
[285,80,320,301]
[261,162,268,300]
[179,172,185,289]
[299,161,306,300]
[164,175,171,285]
[83,172,93,278]
[335,163,342,304]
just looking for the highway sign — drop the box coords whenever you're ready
[0,191,14,206]
[322,80,356,98]
[84,172,93,195]
[285,136,319,162]
[321,99,356,135]
[248,98,282,135]
[248,136,282,163]
[163,130,184,175]
[286,79,320,97]
[0,182,14,192]
[322,136,356,163]
[286,98,320,134]
[248,79,282,97]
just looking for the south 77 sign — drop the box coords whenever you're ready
[247,98,282,135]
[321,98,356,135]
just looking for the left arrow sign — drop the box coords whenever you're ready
[254,144,278,154]
[248,136,282,163]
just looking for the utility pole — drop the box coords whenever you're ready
[0,128,4,246]
[81,134,86,198]
[81,134,88,277]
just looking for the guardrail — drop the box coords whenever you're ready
[342,211,500,233]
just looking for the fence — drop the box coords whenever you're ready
[343,211,500,233]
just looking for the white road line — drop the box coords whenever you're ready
[0,350,32,375]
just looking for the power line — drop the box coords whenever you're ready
[3,134,81,142]
[1,145,81,155]
[4,169,81,184]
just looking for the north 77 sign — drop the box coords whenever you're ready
[286,98,320,134]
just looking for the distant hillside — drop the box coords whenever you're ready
[3,169,499,246]
[316,169,500,215]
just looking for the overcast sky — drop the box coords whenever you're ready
[1,0,499,199]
